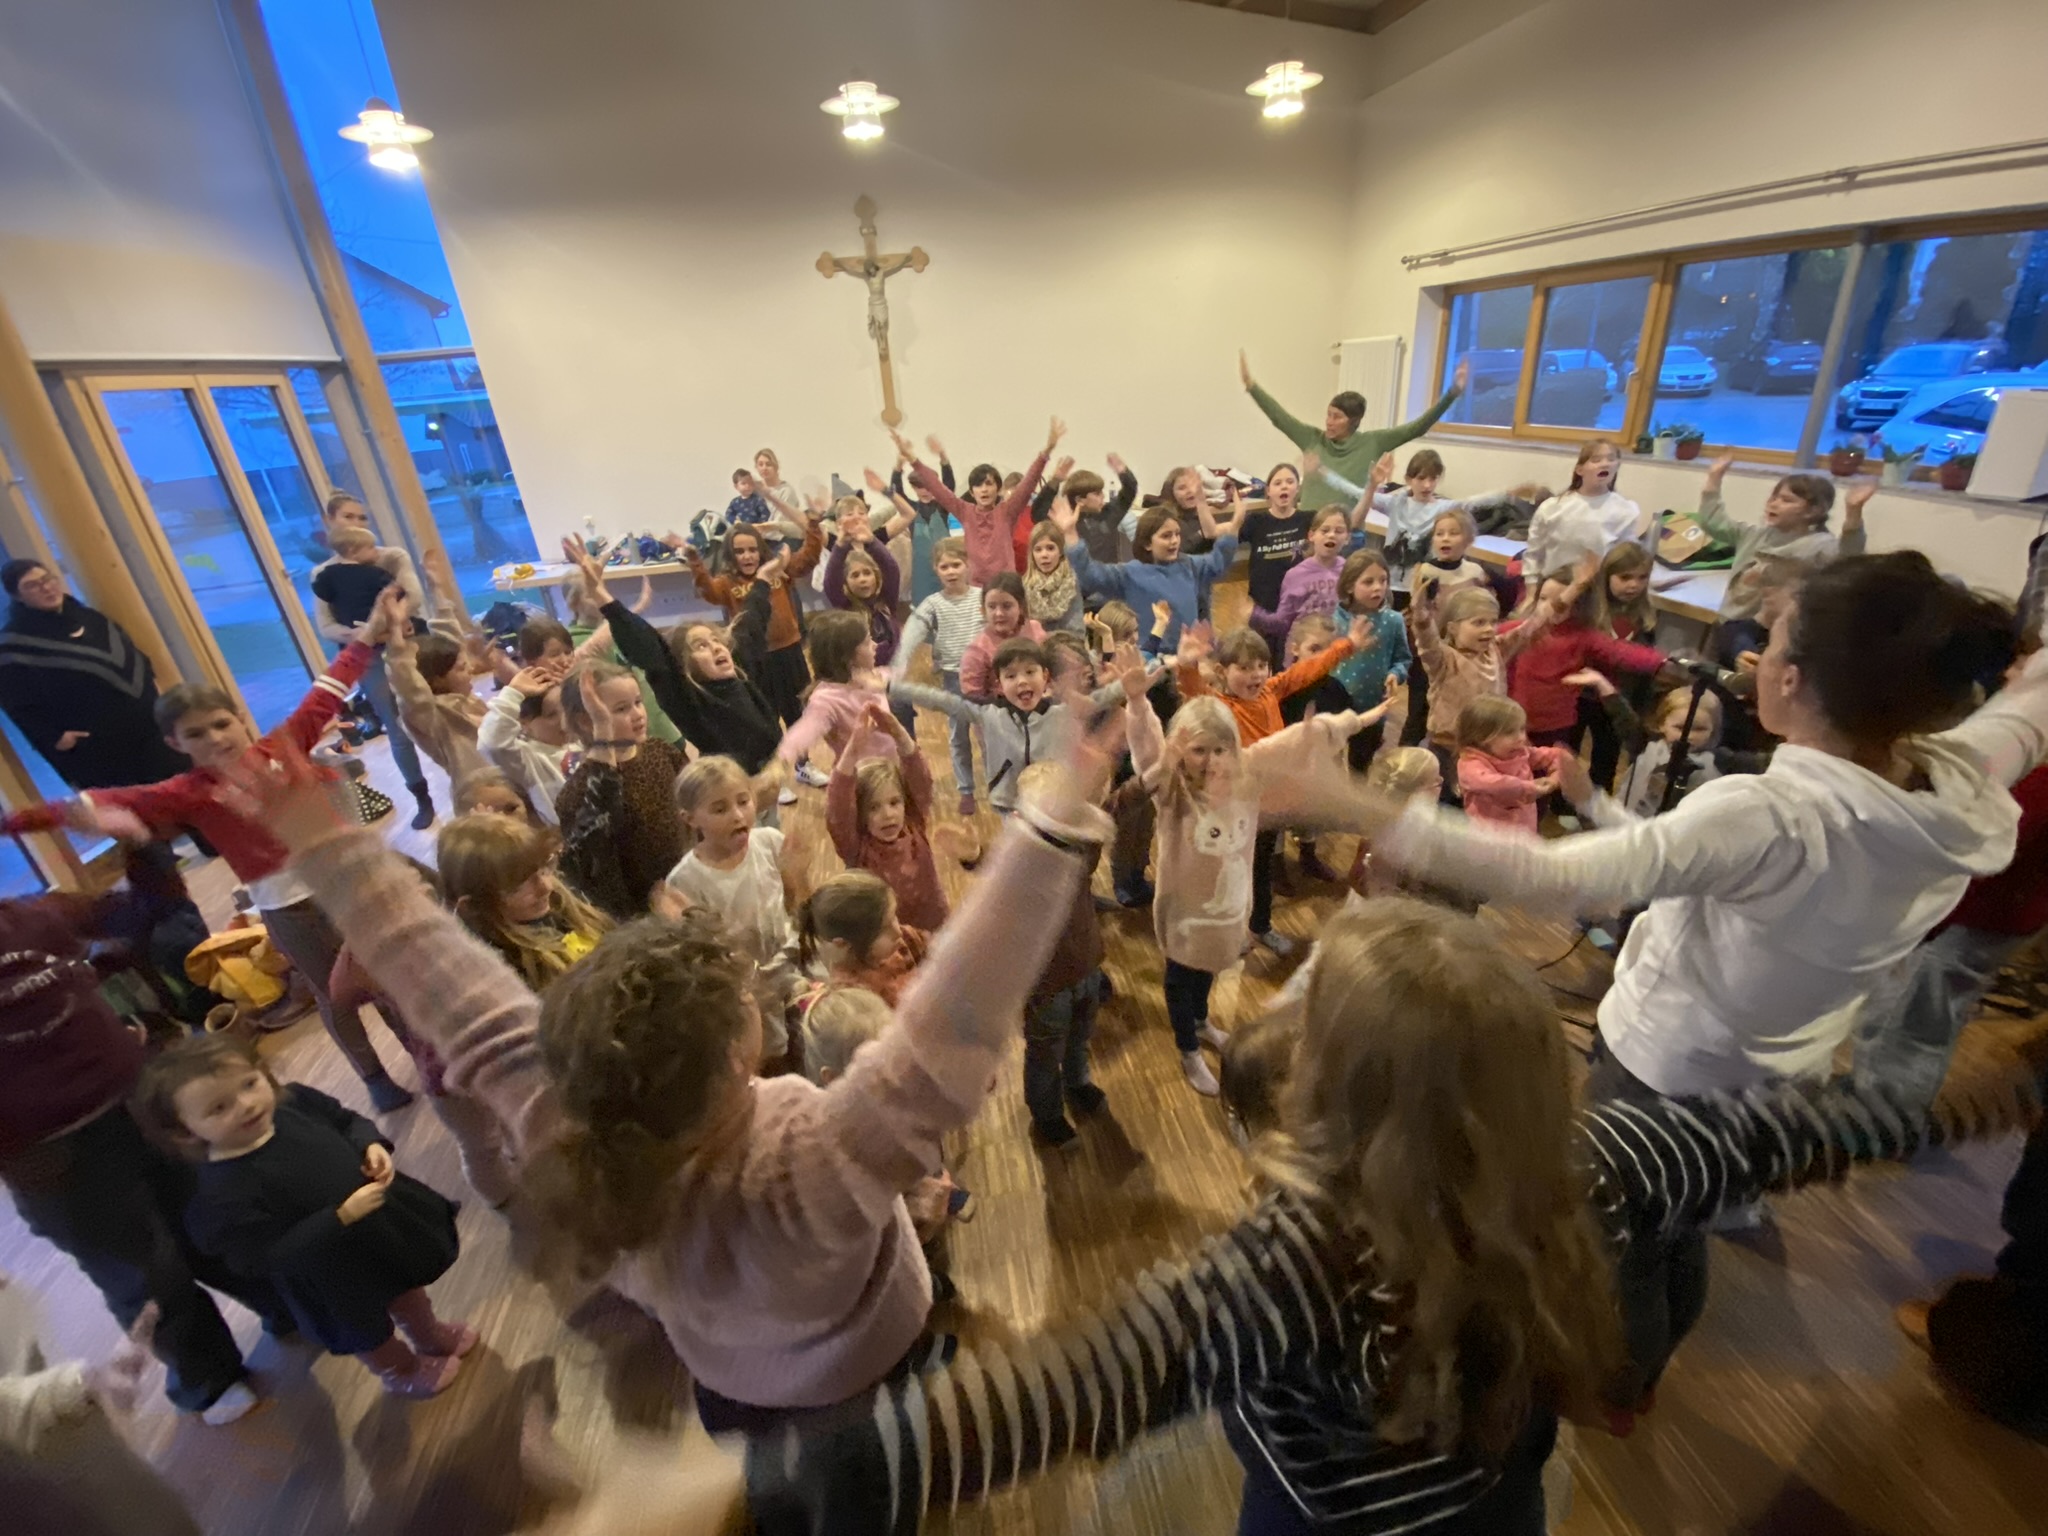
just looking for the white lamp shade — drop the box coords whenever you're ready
[1245,61,1322,120]
[821,80,899,141]
[339,97,433,170]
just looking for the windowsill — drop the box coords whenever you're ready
[1423,428,2045,514]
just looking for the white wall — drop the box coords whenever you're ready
[0,0,335,362]
[375,0,1370,547]
[1341,0,2048,593]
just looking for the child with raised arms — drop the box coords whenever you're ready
[826,699,967,932]
[892,535,985,816]
[895,420,1060,586]
[1055,491,1243,658]
[553,659,689,919]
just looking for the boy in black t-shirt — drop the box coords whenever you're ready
[311,526,395,631]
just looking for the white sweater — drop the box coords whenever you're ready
[1521,490,1648,577]
[478,685,571,825]
[1379,650,2048,1095]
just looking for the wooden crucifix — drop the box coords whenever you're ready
[816,194,928,426]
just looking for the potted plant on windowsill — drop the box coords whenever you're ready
[1879,442,1922,487]
[1828,437,1868,476]
[1652,423,1683,461]
[1673,426,1706,462]
[1939,452,1978,493]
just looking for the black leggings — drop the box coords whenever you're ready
[1162,960,1214,1053]
[760,644,811,728]
[1250,829,1280,935]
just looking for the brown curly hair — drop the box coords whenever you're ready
[525,912,755,1276]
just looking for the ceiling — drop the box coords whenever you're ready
[1172,0,1436,34]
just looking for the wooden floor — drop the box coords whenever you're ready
[4,578,2047,1535]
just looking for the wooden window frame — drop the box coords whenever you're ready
[1427,212,2048,465]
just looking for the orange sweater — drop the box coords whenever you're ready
[688,518,823,651]
[1179,638,1353,745]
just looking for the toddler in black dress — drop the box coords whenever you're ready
[133,1035,475,1399]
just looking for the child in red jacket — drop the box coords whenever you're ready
[1508,562,1668,750]
[2,596,414,1112]
[1454,696,1569,834]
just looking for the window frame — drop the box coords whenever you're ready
[1428,215,2048,468]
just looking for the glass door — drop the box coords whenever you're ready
[93,386,317,730]
[208,383,343,648]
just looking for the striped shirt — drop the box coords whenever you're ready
[743,1079,1958,1532]
[895,588,985,677]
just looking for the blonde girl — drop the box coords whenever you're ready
[957,572,1045,701]
[822,497,906,686]
[453,765,539,823]
[1116,647,1356,1096]
[1022,523,1083,634]
[552,659,689,919]
[1584,539,1661,788]
[1410,583,1564,781]
[795,871,927,1008]
[1523,438,1649,576]
[1270,505,1354,635]
[438,812,609,993]
[666,754,805,1061]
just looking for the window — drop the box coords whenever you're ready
[1441,286,1532,427]
[1835,227,2048,464]
[262,0,533,595]
[380,354,537,610]
[1430,215,2048,481]
[1652,250,1847,451]
[1527,275,1652,432]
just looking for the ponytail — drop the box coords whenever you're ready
[795,871,893,971]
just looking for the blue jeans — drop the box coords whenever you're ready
[938,668,977,799]
[1853,924,2031,1112]
[1023,978,1099,1129]
[358,652,424,785]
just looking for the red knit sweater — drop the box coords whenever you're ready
[1508,621,1665,733]
[1945,764,2048,936]
[2,644,371,890]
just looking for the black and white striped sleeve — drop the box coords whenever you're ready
[1580,1079,1942,1239]
[742,1195,1353,1533]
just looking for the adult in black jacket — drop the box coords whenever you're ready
[0,560,189,791]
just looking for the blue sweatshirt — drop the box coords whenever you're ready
[1327,605,1411,708]
[1067,534,1240,655]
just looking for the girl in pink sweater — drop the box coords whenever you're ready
[1454,696,1569,834]
[775,610,897,777]
[957,573,1044,701]
[238,724,1113,1427]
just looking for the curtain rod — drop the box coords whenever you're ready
[1401,137,2048,270]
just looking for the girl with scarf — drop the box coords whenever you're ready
[1021,524,1083,634]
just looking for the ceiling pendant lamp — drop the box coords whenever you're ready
[821,80,898,143]
[339,97,434,172]
[1246,60,1321,121]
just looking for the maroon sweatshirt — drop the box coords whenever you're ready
[0,847,186,1158]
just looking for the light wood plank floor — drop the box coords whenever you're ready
[4,579,2045,1535]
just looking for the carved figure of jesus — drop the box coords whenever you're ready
[817,195,928,426]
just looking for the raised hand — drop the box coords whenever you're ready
[1045,417,1068,452]
[1238,349,1253,390]
[863,466,889,495]
[1347,610,1373,652]
[1041,700,1127,814]
[1149,600,1174,641]
[1842,479,1877,521]
[1047,494,1080,538]
[1176,620,1214,671]
[578,666,620,749]
[932,823,981,864]
[924,434,948,462]
[212,739,352,858]
[804,489,831,516]
[363,583,409,647]
[838,504,873,545]
[1451,358,1470,394]
[756,554,788,589]
[559,535,615,609]
[889,428,917,461]
[1111,641,1150,703]
[1704,452,1737,488]
[1372,450,1397,486]
[1105,451,1128,476]
[1050,454,1075,485]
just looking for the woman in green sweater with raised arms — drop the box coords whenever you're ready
[1241,349,1469,510]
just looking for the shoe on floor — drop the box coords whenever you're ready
[956,793,978,818]
[1182,1051,1220,1096]
[365,1073,416,1114]
[794,761,830,788]
[1032,1116,1079,1149]
[1296,848,1343,885]
[1114,877,1154,908]
[1066,1082,1108,1116]
[381,1352,463,1399]
[946,1185,976,1222]
[1252,929,1297,959]
[412,1321,479,1359]
[1895,1298,1933,1354]
[777,785,798,805]
[200,1381,262,1426]
[1196,1023,1230,1052]
[929,1269,960,1304]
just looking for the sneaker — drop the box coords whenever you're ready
[1708,1197,1773,1235]
[1196,1023,1230,1052]
[1252,929,1297,959]
[794,762,830,788]
[1066,1082,1108,1117]
[365,1073,416,1114]
[777,785,798,806]
[381,1352,463,1399]
[411,1321,480,1359]
[1114,876,1154,908]
[946,1185,976,1222]
[929,1270,960,1304]
[1032,1116,1079,1149]
[200,1381,261,1426]
[956,793,978,818]
[1181,1051,1220,1097]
